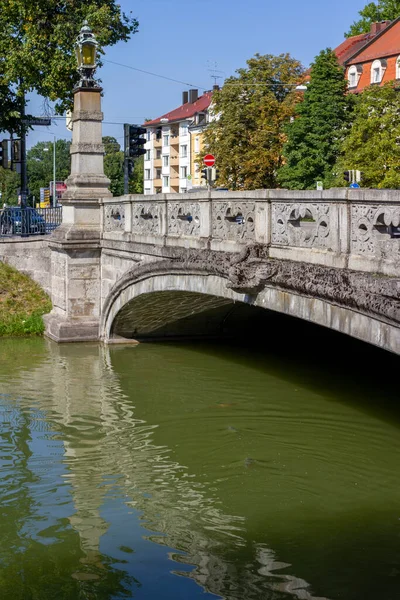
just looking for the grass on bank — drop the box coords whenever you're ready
[0,262,52,336]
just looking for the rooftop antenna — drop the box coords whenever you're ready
[207,60,224,87]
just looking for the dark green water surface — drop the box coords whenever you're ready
[0,334,399,600]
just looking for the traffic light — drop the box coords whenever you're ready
[124,124,146,158]
[211,167,219,182]
[344,170,350,183]
[201,167,209,183]
[0,140,8,169]
[12,139,21,164]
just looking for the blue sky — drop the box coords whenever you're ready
[28,0,367,148]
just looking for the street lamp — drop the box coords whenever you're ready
[75,21,99,88]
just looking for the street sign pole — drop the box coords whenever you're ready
[20,97,27,209]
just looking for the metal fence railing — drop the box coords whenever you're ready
[0,206,62,238]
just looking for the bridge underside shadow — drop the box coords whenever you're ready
[110,290,330,343]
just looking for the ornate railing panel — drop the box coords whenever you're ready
[271,202,332,248]
[212,201,256,242]
[132,203,163,235]
[351,204,400,258]
[168,202,201,237]
[104,204,125,232]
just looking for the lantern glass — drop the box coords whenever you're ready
[82,42,96,67]
[75,44,82,68]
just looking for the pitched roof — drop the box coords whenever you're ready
[335,33,374,65]
[345,16,400,65]
[144,92,213,127]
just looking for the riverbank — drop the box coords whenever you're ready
[0,262,51,336]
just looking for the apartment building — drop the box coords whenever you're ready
[334,18,400,92]
[143,89,213,194]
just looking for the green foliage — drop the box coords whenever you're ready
[0,167,19,205]
[0,1,138,133]
[333,83,400,188]
[203,53,304,190]
[278,49,353,190]
[345,1,400,37]
[103,136,124,196]
[27,140,71,202]
[129,156,144,194]
[0,262,52,336]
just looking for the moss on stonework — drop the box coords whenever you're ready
[0,262,52,336]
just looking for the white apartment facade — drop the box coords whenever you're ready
[143,89,213,194]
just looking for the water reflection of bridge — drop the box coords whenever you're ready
[0,340,328,600]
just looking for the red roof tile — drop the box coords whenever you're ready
[335,33,373,65]
[144,92,213,127]
[346,18,400,64]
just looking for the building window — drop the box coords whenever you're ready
[163,176,169,187]
[145,150,151,161]
[156,168,162,179]
[156,149,162,159]
[181,166,187,178]
[163,155,169,167]
[145,169,151,180]
[180,144,187,158]
[181,124,188,136]
[194,163,200,174]
[194,137,200,154]
[371,59,386,84]
[396,57,400,79]
[163,135,169,147]
[146,130,151,141]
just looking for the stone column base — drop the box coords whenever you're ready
[44,313,100,343]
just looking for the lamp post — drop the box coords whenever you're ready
[75,21,99,88]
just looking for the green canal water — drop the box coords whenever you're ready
[0,332,399,600]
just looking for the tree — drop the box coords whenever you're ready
[203,54,304,190]
[103,136,124,196]
[129,157,144,194]
[0,1,138,133]
[27,140,71,202]
[278,49,353,190]
[334,83,400,188]
[0,167,19,206]
[345,1,400,37]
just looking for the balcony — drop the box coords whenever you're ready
[154,158,162,168]
[170,154,179,166]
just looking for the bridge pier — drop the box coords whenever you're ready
[44,86,111,343]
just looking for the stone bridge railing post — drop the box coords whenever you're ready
[44,84,112,343]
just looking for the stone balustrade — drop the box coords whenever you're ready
[101,188,400,277]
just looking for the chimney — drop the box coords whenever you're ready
[213,84,220,91]
[370,20,391,35]
[182,91,189,105]
[188,89,198,104]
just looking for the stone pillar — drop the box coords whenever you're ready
[44,87,112,343]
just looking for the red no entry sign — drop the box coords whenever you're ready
[203,154,215,167]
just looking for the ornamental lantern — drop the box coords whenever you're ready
[75,21,99,88]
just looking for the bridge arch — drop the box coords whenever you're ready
[100,263,400,354]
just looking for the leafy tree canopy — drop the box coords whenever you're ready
[203,53,304,190]
[0,167,19,206]
[0,1,138,132]
[333,83,400,188]
[103,136,124,196]
[278,49,353,190]
[27,139,71,202]
[345,1,400,37]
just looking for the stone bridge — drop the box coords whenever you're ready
[0,85,399,354]
[95,189,400,353]
[2,187,399,354]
